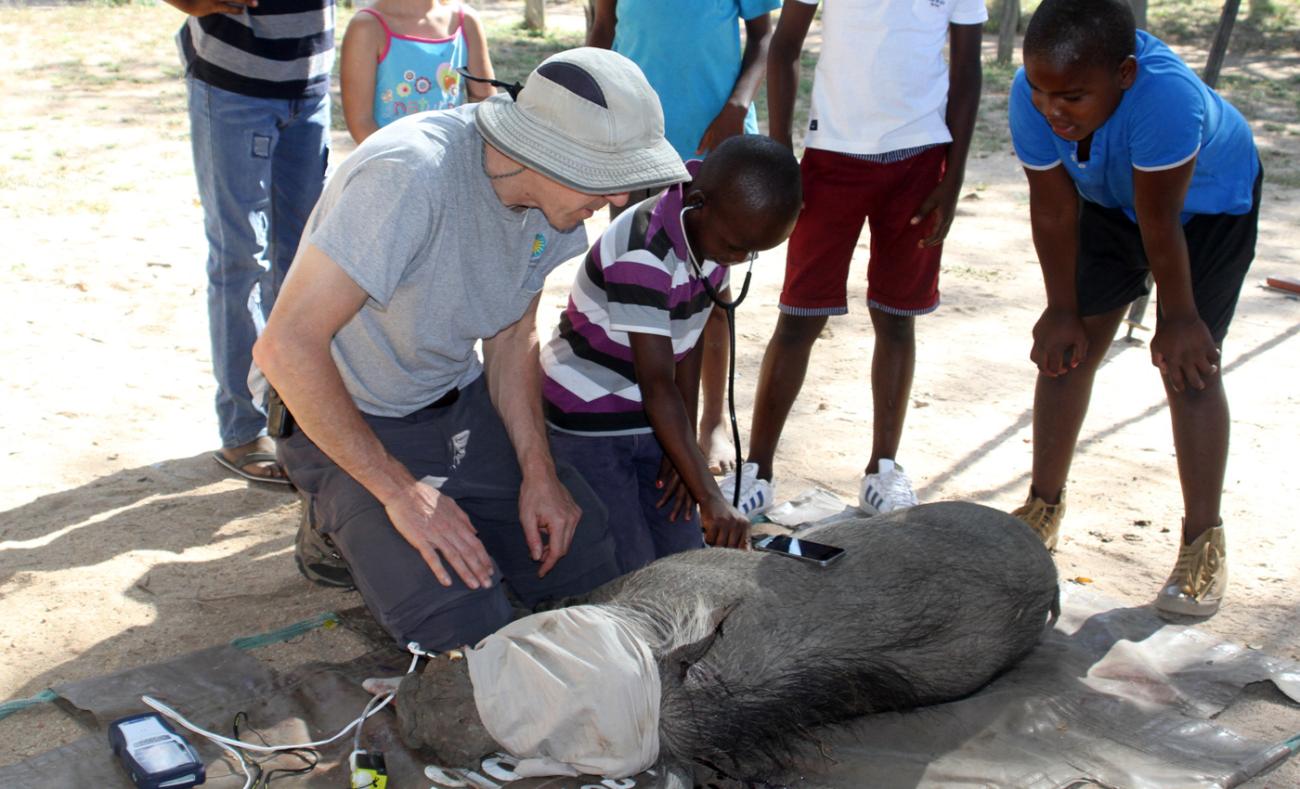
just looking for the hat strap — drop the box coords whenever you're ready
[456,67,523,101]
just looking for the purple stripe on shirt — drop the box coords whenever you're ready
[543,376,642,414]
[565,303,634,361]
[647,159,699,262]
[604,259,674,293]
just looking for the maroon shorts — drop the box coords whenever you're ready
[779,145,947,316]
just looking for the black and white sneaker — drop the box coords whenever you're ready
[858,459,918,516]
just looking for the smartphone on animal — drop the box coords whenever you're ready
[754,534,845,566]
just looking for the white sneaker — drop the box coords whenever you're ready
[858,459,918,515]
[719,462,775,518]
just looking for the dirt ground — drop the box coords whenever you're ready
[0,0,1297,781]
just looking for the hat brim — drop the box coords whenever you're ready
[476,95,688,195]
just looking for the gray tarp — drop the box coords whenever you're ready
[1,591,1295,788]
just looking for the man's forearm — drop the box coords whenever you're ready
[765,3,816,147]
[943,25,983,189]
[1133,162,1199,319]
[255,337,415,503]
[766,42,800,146]
[1030,208,1081,311]
[1142,222,1198,318]
[729,17,774,109]
[586,0,616,48]
[483,321,555,481]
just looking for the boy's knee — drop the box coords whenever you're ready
[1164,375,1226,405]
[869,309,915,343]
[773,313,828,346]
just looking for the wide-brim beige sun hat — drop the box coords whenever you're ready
[476,47,688,195]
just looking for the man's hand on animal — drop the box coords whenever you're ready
[518,470,581,578]
[386,480,495,590]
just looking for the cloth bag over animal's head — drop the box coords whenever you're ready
[465,605,661,778]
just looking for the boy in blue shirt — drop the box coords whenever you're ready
[1008,0,1261,618]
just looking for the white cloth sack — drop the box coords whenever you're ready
[466,605,661,778]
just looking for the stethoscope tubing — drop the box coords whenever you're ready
[680,205,753,508]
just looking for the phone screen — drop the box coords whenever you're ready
[756,534,845,565]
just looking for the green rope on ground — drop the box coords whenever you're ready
[0,612,340,722]
[0,689,58,721]
[229,611,340,651]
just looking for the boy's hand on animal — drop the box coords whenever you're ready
[911,175,962,248]
[697,103,749,154]
[1150,316,1220,392]
[386,480,494,590]
[519,471,582,578]
[699,497,752,550]
[655,456,696,523]
[1030,308,1088,377]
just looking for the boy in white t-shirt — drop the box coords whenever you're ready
[721,0,986,516]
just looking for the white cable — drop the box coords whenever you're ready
[218,737,255,789]
[140,648,424,757]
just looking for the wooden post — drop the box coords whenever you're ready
[1130,0,1148,30]
[524,0,546,31]
[1202,0,1242,88]
[996,0,1019,64]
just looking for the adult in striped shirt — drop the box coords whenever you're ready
[165,0,334,485]
[542,136,801,574]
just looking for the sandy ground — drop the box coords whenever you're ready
[0,1,1297,781]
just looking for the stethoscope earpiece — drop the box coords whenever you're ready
[677,203,754,507]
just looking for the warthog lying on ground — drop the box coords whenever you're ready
[387,501,1059,780]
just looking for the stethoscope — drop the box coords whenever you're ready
[680,204,755,508]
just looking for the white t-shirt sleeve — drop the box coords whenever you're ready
[950,0,990,25]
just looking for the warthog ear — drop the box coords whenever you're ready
[661,602,739,681]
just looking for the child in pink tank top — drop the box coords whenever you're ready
[340,0,496,144]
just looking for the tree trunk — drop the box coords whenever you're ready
[996,0,1019,64]
[1129,0,1148,30]
[584,0,596,36]
[1202,0,1243,88]
[524,0,545,31]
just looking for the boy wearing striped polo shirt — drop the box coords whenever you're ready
[542,136,801,574]
[165,0,334,485]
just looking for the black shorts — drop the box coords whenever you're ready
[1076,164,1262,343]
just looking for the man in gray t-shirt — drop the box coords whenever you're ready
[254,48,687,652]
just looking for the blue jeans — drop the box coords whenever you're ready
[548,429,705,575]
[186,77,330,448]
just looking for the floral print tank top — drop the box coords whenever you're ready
[359,6,468,127]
